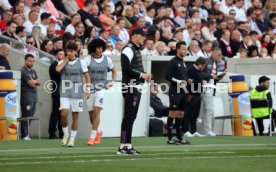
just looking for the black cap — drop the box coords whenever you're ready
[131,27,146,37]
[258,76,270,84]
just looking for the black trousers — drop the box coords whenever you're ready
[120,87,142,144]
[48,96,63,137]
[183,95,201,134]
[20,102,36,138]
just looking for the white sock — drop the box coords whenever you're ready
[70,130,77,139]
[120,144,128,149]
[90,130,97,139]
[62,127,69,136]
[120,144,132,149]
[127,144,132,149]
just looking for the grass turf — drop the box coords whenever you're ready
[0,136,276,172]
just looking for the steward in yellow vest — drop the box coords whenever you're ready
[250,76,272,135]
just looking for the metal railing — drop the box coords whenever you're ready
[0,34,54,63]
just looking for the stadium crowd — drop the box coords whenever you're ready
[1,0,276,61]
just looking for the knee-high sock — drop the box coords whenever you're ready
[167,117,174,140]
[175,118,183,140]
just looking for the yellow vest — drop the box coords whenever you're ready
[250,89,270,118]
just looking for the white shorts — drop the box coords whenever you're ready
[86,89,105,111]
[60,97,84,112]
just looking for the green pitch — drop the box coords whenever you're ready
[0,136,276,172]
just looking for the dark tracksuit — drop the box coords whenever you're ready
[120,41,145,144]
[48,60,63,138]
[165,56,188,141]
[183,65,205,134]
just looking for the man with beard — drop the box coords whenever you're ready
[20,54,40,140]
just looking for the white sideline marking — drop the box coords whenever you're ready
[0,151,234,161]
[0,155,276,166]
[0,143,275,153]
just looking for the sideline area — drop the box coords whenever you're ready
[0,137,276,172]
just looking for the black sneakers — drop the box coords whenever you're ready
[167,138,191,145]
[117,146,141,155]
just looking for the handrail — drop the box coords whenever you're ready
[0,34,54,63]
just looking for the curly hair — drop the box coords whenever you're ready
[88,38,106,54]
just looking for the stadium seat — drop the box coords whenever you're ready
[17,117,41,140]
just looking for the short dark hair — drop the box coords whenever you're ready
[88,38,106,54]
[15,26,25,34]
[258,76,270,84]
[84,0,93,6]
[6,21,16,27]
[195,57,207,65]
[249,30,258,36]
[53,49,64,56]
[52,37,63,43]
[25,53,34,60]
[65,42,78,51]
[176,41,186,50]
[40,12,51,21]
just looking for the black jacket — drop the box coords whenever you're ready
[165,56,187,87]
[49,60,61,97]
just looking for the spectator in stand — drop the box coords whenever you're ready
[182,24,197,45]
[13,14,24,26]
[65,14,81,36]
[228,9,237,20]
[141,39,155,56]
[90,4,103,32]
[0,43,11,70]
[153,41,168,56]
[167,30,184,55]
[201,40,213,58]
[24,35,40,59]
[220,0,234,16]
[62,32,74,49]
[114,0,133,17]
[41,39,53,54]
[39,12,51,37]
[103,41,113,56]
[201,20,217,42]
[219,29,233,58]
[112,39,124,56]
[99,28,110,43]
[99,5,116,34]
[31,26,44,49]
[261,34,273,48]
[2,21,18,41]
[23,10,40,36]
[77,0,94,28]
[116,17,130,44]
[233,48,248,58]
[187,40,204,60]
[13,0,24,15]
[230,30,242,57]
[74,22,85,45]
[193,0,208,22]
[50,37,63,55]
[0,10,13,32]
[260,48,271,58]
[249,30,262,52]
[226,18,236,33]
[45,25,57,41]
[233,0,246,22]
[133,3,143,18]
[267,43,276,58]
[15,26,26,43]
[246,7,262,35]
[240,32,251,50]
[108,25,121,48]
[214,20,227,40]
[83,26,97,47]
[128,16,147,36]
[160,27,172,45]
[148,28,161,43]
[122,5,136,30]
[74,39,83,57]
[174,6,186,27]
[256,10,270,33]
[248,45,260,58]
[145,6,155,26]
